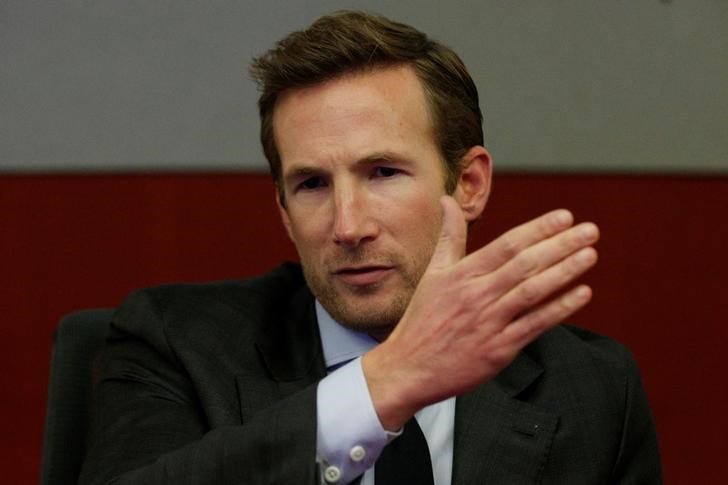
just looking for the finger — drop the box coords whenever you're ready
[463,209,575,276]
[428,195,467,271]
[491,246,597,324]
[486,285,593,357]
[483,222,599,297]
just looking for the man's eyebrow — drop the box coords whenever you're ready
[361,152,392,163]
[358,152,410,165]
[282,165,320,182]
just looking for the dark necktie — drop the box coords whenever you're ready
[375,417,435,485]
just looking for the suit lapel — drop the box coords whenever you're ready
[452,352,559,484]
[236,285,327,422]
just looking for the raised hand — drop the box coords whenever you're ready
[363,195,599,430]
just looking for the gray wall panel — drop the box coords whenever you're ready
[1,0,725,173]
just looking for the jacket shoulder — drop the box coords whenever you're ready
[109,262,309,348]
[541,324,637,374]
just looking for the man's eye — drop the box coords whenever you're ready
[299,177,325,190]
[374,166,399,178]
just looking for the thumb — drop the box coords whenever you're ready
[428,195,467,271]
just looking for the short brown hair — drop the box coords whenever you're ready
[250,10,483,200]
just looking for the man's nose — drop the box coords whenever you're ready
[332,188,378,247]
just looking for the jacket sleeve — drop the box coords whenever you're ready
[78,288,321,485]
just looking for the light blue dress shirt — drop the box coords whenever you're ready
[315,301,455,485]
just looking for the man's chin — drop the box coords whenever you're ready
[302,266,415,334]
[319,294,406,336]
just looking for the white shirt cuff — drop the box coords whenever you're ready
[316,357,389,484]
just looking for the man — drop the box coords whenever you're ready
[80,11,661,484]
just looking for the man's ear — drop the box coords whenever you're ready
[275,189,295,241]
[453,146,492,222]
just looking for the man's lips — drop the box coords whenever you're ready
[332,265,394,286]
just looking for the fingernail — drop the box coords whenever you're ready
[576,247,597,264]
[556,210,572,226]
[580,223,598,241]
[574,286,591,301]
[566,286,591,308]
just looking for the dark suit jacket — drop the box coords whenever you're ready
[79,263,661,484]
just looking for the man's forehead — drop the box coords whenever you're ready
[272,65,436,164]
[275,65,424,117]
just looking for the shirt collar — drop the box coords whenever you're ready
[316,300,379,369]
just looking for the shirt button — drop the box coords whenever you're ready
[324,465,342,483]
[350,445,366,462]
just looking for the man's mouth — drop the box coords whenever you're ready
[332,265,394,287]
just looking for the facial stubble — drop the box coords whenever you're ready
[301,238,437,338]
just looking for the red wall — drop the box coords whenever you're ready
[1,173,726,483]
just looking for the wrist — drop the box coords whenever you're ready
[361,343,421,431]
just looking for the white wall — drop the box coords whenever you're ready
[1,0,725,173]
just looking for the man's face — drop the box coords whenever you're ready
[273,65,453,336]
